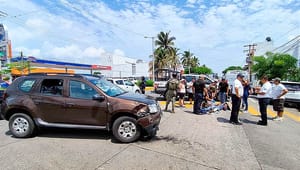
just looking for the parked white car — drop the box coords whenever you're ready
[107,78,141,93]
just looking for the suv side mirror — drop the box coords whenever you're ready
[92,94,105,101]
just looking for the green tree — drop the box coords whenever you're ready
[154,31,176,70]
[181,50,194,74]
[191,65,213,75]
[222,66,243,74]
[169,48,180,71]
[191,56,200,68]
[252,52,298,80]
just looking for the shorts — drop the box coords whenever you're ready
[178,92,185,99]
[273,99,285,112]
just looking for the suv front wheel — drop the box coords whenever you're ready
[112,116,141,143]
[9,113,36,138]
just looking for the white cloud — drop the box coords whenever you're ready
[1,0,300,74]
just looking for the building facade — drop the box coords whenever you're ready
[99,55,149,78]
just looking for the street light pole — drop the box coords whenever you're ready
[144,36,155,81]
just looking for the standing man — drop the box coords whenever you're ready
[255,75,272,126]
[242,80,252,113]
[271,78,288,121]
[164,73,179,113]
[140,76,146,94]
[218,77,229,104]
[230,73,244,125]
[193,75,207,114]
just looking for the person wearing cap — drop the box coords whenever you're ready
[178,78,186,107]
[218,77,229,104]
[255,75,272,126]
[230,73,244,125]
[271,77,288,121]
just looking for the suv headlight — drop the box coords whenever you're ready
[148,104,158,114]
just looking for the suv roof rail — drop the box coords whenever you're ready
[27,73,104,78]
[27,73,82,77]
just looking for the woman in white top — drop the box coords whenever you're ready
[178,79,186,107]
[186,78,195,104]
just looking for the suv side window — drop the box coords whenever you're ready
[19,79,36,92]
[69,80,98,99]
[115,80,124,85]
[40,79,63,96]
[124,80,133,86]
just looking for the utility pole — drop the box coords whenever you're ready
[144,36,155,81]
[244,44,257,82]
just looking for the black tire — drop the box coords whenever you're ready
[9,113,36,138]
[135,90,141,94]
[112,116,141,143]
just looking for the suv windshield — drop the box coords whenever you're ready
[85,76,127,97]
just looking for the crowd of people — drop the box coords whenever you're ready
[163,73,288,126]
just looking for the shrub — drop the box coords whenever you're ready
[145,80,154,86]
[135,80,153,87]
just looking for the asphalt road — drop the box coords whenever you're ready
[0,92,299,170]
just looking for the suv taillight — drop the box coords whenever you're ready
[2,91,8,101]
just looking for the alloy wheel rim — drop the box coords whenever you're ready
[118,121,137,139]
[12,117,29,134]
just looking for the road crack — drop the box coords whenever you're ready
[94,144,131,170]
[132,144,221,170]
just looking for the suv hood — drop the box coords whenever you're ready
[116,92,156,105]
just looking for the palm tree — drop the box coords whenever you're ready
[154,31,176,69]
[191,56,200,68]
[181,50,194,74]
[168,48,181,71]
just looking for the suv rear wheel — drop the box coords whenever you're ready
[9,113,36,138]
[112,116,141,143]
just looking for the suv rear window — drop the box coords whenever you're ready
[19,79,36,92]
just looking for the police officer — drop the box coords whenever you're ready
[164,73,179,113]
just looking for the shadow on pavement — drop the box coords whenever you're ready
[217,117,230,123]
[184,110,207,116]
[240,118,258,125]
[5,128,113,141]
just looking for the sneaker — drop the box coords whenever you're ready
[273,117,283,121]
[243,110,248,114]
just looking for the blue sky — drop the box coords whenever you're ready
[1,0,300,74]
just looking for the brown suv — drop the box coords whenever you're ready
[0,74,161,143]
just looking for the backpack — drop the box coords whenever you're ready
[168,79,178,90]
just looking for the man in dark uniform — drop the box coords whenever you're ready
[164,73,179,113]
[193,75,207,114]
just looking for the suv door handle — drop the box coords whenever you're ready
[65,103,75,107]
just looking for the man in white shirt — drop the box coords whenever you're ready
[255,75,272,126]
[271,78,288,121]
[230,73,244,125]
